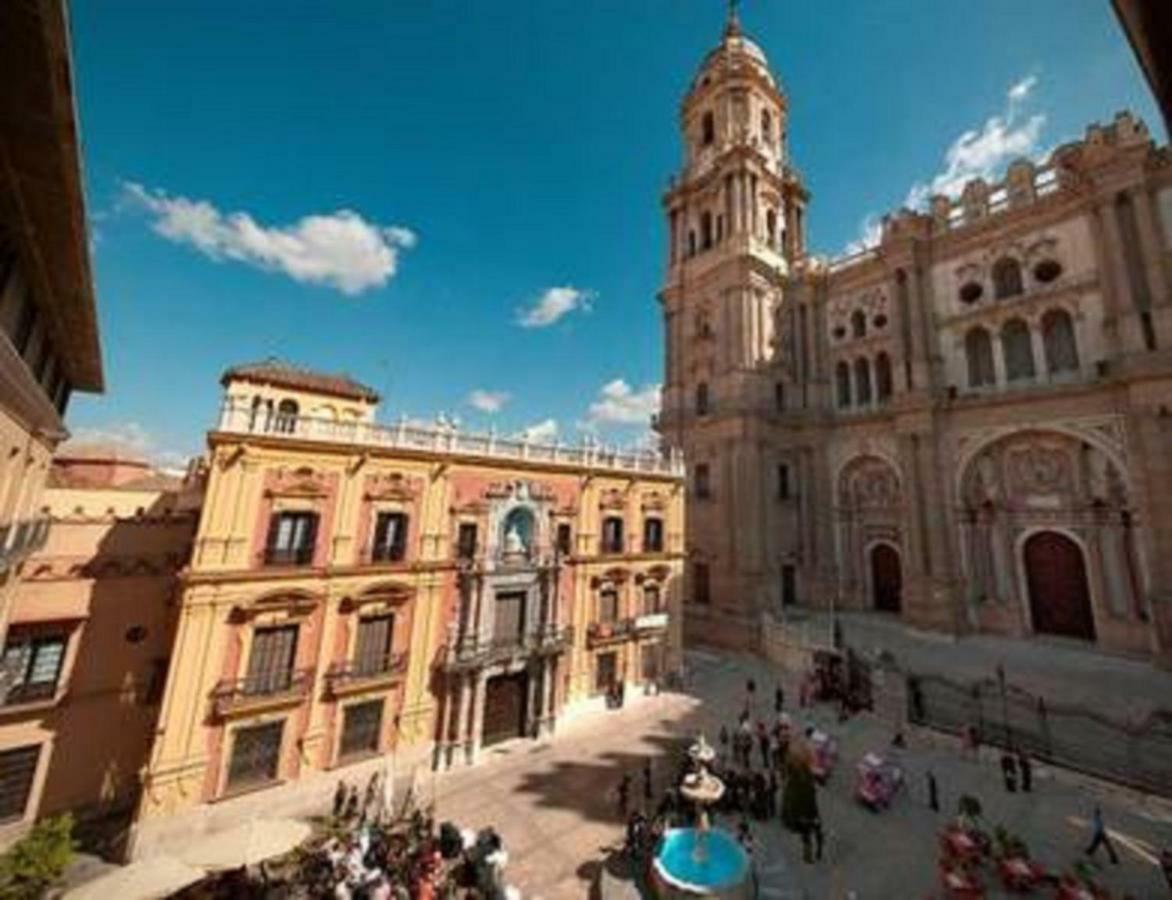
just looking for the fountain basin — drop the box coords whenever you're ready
[652,827,751,899]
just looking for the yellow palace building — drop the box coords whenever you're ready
[130,361,684,857]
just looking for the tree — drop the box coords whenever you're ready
[0,815,74,900]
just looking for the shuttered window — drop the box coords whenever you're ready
[0,746,39,821]
[226,722,283,790]
[355,615,393,675]
[339,700,384,760]
[245,626,297,694]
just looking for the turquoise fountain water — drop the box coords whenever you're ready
[652,735,751,898]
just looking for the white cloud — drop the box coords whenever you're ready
[64,421,191,472]
[841,74,1045,254]
[586,379,661,426]
[515,286,594,328]
[467,389,510,413]
[122,182,416,295]
[516,418,558,443]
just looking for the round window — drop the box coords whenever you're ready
[832,326,847,340]
[125,625,148,644]
[958,281,983,304]
[873,314,888,329]
[1033,259,1062,283]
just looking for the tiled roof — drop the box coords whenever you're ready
[221,359,380,402]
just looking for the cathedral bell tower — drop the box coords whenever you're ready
[657,8,808,646]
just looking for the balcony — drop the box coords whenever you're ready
[1,681,58,710]
[599,540,625,557]
[0,516,51,572]
[216,399,685,479]
[324,653,407,697]
[587,618,636,648]
[263,546,314,567]
[634,612,670,634]
[210,668,314,718]
[442,625,573,671]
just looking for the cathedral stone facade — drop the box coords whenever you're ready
[658,13,1172,665]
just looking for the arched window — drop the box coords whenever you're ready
[700,212,713,250]
[765,209,777,247]
[993,257,1024,299]
[835,362,851,408]
[965,327,995,387]
[274,399,299,434]
[875,353,893,402]
[855,358,872,405]
[851,309,866,339]
[1042,308,1079,373]
[761,109,772,141]
[688,230,696,257]
[695,382,709,416]
[702,111,715,146]
[1001,318,1036,381]
[248,395,262,430]
[502,507,535,557]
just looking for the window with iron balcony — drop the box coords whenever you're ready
[1,630,67,706]
[241,625,298,696]
[263,511,318,566]
[456,522,478,561]
[642,517,664,553]
[371,511,409,563]
[601,516,624,555]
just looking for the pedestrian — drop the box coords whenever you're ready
[774,684,785,713]
[643,758,653,805]
[767,768,779,819]
[927,770,939,813]
[962,723,980,760]
[1084,805,1120,865]
[799,673,810,708]
[1017,747,1032,793]
[1000,750,1018,793]
[333,780,347,819]
[618,773,632,817]
[757,721,770,769]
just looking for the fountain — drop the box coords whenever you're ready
[651,734,751,898]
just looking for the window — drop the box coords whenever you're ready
[598,588,619,623]
[851,309,867,339]
[2,631,66,704]
[855,358,873,405]
[766,209,777,247]
[556,523,572,556]
[493,592,526,643]
[701,212,713,250]
[992,257,1023,299]
[835,362,851,408]
[778,464,791,500]
[0,746,39,822]
[761,109,772,141]
[958,281,983,304]
[1001,318,1035,381]
[595,652,617,694]
[226,721,283,791]
[1042,309,1079,374]
[355,615,394,675]
[601,516,624,554]
[1033,259,1062,284]
[642,517,664,553]
[694,463,711,499]
[701,111,715,145]
[264,511,318,566]
[774,382,785,412]
[245,625,298,695]
[965,327,996,388]
[693,562,711,605]
[643,584,662,614]
[273,399,299,434]
[695,382,709,416]
[875,353,893,402]
[688,230,696,257]
[456,522,478,560]
[372,511,408,562]
[339,700,384,760]
[781,565,797,608]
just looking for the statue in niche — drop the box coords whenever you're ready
[504,524,525,556]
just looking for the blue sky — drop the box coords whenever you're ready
[68,1,1162,467]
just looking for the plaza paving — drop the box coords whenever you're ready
[427,648,1172,898]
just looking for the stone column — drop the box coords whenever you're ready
[468,673,487,764]
[455,674,473,766]
[436,684,455,769]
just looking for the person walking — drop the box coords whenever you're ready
[1017,747,1032,793]
[1084,805,1120,865]
[617,773,632,818]
[757,721,771,770]
[1000,750,1018,793]
[643,758,653,806]
[774,684,785,714]
[927,770,939,813]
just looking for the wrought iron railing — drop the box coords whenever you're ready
[0,516,51,570]
[262,546,314,567]
[587,618,636,646]
[443,626,573,669]
[211,667,314,716]
[3,681,57,706]
[325,652,407,693]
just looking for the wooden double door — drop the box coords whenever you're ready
[1024,531,1096,641]
[482,672,529,747]
[870,544,903,613]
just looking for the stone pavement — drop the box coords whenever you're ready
[427,648,1172,898]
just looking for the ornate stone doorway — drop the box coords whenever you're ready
[870,544,902,613]
[482,672,528,747]
[1024,531,1096,641]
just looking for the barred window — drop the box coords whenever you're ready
[339,700,383,761]
[0,745,39,821]
[226,721,283,791]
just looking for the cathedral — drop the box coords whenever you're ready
[657,11,1172,665]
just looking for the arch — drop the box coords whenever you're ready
[695,382,709,416]
[1000,318,1035,381]
[1041,308,1079,374]
[850,309,867,339]
[869,543,902,613]
[837,454,902,510]
[965,327,996,387]
[761,108,772,141]
[875,353,893,402]
[274,398,299,434]
[700,212,713,250]
[701,111,715,145]
[835,362,851,408]
[501,506,536,556]
[1022,530,1095,640]
[992,256,1024,299]
[765,209,777,247]
[854,357,872,405]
